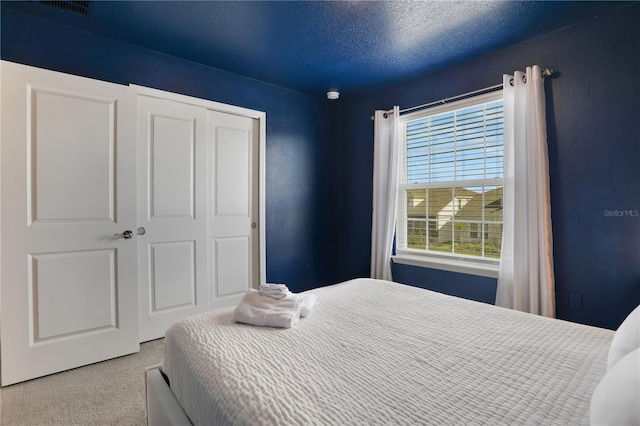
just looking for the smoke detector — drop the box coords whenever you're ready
[327,91,340,100]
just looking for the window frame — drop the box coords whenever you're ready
[392,90,503,278]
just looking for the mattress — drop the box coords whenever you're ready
[162,278,613,425]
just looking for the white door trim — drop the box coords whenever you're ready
[132,85,264,119]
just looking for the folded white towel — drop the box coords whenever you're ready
[299,293,318,318]
[233,289,301,328]
[260,283,287,290]
[259,283,290,300]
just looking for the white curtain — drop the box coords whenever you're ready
[371,106,400,281]
[496,66,555,317]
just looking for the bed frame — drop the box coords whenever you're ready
[145,365,192,426]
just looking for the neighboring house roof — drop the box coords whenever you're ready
[406,186,503,223]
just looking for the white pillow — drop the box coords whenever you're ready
[607,304,640,371]
[590,347,640,426]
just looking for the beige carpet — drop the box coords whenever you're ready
[1,339,164,426]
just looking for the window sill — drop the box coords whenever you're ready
[391,253,499,279]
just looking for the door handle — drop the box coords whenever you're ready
[113,230,134,239]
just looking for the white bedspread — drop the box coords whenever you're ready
[162,278,612,425]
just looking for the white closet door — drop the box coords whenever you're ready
[0,61,139,386]
[209,110,260,309]
[137,95,209,342]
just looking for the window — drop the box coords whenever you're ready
[395,91,503,274]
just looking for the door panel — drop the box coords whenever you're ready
[1,61,139,386]
[149,241,196,311]
[31,89,116,222]
[214,236,250,297]
[31,250,117,341]
[137,96,208,342]
[209,111,259,310]
[215,127,250,216]
[150,115,195,218]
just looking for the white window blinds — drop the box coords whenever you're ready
[405,101,503,183]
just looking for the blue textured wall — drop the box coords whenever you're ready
[0,7,342,292]
[391,263,498,305]
[338,5,640,329]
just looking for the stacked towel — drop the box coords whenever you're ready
[233,286,319,328]
[258,283,289,300]
[233,289,302,329]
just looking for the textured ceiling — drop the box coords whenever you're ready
[2,1,629,94]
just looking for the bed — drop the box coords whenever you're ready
[146,278,618,425]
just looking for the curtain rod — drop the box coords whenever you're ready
[371,68,554,120]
